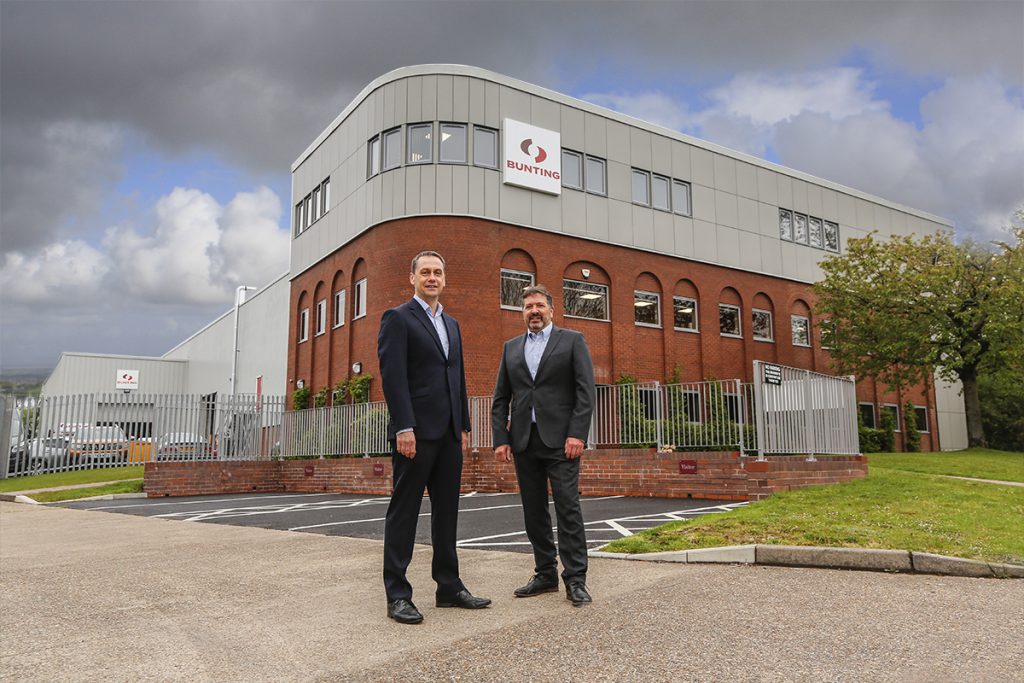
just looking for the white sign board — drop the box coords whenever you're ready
[503,118,561,195]
[116,369,139,390]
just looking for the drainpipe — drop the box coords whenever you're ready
[230,285,257,396]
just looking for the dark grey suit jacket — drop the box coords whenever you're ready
[491,326,596,453]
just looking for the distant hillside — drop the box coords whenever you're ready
[0,368,50,396]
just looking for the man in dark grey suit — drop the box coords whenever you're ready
[491,284,596,606]
[377,250,491,625]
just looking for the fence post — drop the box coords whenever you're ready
[653,381,663,450]
[803,369,816,462]
[0,396,13,479]
[752,363,766,461]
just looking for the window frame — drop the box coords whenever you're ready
[563,278,610,322]
[353,278,368,320]
[881,403,901,432]
[633,290,661,328]
[651,174,671,212]
[499,268,535,310]
[439,122,468,164]
[407,122,433,165]
[718,303,742,338]
[333,289,346,329]
[820,319,835,349]
[859,402,876,429]
[779,208,793,241]
[472,125,498,169]
[751,308,774,342]
[304,194,313,228]
[561,149,583,190]
[680,389,702,422]
[673,295,699,332]
[793,212,808,244]
[672,179,691,216]
[585,155,607,195]
[294,202,304,237]
[298,308,309,343]
[315,299,327,336]
[823,220,840,252]
[808,215,824,249]
[631,169,651,206]
[914,406,929,433]
[791,314,811,347]
[322,178,330,215]
[367,135,381,177]
[382,127,402,171]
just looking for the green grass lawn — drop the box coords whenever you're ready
[0,466,145,493]
[868,448,1024,482]
[604,449,1024,565]
[31,479,144,503]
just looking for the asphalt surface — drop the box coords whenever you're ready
[2,501,1022,682]
[60,492,748,553]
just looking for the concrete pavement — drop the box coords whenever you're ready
[1,501,1022,682]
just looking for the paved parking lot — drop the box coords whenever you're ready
[62,492,746,552]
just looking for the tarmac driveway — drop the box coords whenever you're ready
[61,492,746,552]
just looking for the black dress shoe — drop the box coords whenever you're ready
[436,589,492,609]
[513,574,559,598]
[565,581,592,607]
[387,599,424,624]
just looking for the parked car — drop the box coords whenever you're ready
[154,432,216,461]
[25,437,70,471]
[68,425,130,465]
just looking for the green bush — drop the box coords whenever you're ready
[904,401,921,452]
[879,408,897,452]
[292,386,311,411]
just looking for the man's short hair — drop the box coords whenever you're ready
[522,284,553,308]
[411,250,446,273]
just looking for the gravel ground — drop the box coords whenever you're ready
[2,501,1021,683]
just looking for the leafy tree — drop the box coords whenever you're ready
[978,368,1024,451]
[903,401,921,453]
[815,220,1024,447]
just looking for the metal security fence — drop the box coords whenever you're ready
[2,393,285,479]
[752,361,860,458]
[281,401,389,458]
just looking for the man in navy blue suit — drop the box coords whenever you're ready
[377,250,491,624]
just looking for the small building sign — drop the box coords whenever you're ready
[763,364,783,385]
[373,463,385,476]
[679,459,698,474]
[304,464,315,477]
[503,118,562,195]
[116,369,139,390]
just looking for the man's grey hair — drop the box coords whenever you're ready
[411,250,446,273]
[522,284,554,308]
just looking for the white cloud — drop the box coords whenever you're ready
[212,186,288,290]
[0,240,110,304]
[579,91,695,132]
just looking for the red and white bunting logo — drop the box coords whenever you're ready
[503,119,561,195]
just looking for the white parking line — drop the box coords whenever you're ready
[82,492,358,511]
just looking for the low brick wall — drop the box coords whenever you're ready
[144,450,867,501]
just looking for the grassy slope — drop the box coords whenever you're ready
[0,466,145,493]
[868,448,1024,482]
[31,480,144,503]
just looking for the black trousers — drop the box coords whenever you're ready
[383,432,465,602]
[513,424,588,583]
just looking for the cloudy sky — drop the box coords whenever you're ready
[1,0,1022,372]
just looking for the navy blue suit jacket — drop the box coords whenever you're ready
[377,299,471,442]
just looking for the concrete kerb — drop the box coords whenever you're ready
[589,545,1024,579]
[0,492,147,504]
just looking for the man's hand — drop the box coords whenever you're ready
[495,444,513,462]
[462,431,470,456]
[396,431,416,458]
[564,437,585,460]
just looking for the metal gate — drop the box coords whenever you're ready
[752,361,859,459]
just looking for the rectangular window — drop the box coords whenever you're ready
[367,135,381,177]
[791,315,810,346]
[561,149,583,190]
[499,269,534,310]
[315,299,327,336]
[304,194,312,228]
[681,390,701,422]
[473,126,498,168]
[353,278,367,319]
[820,319,835,349]
[882,404,901,432]
[634,290,661,327]
[382,128,402,170]
[672,180,691,216]
[793,212,808,244]
[779,208,793,241]
[719,304,741,337]
[407,123,432,164]
[322,178,330,214]
[752,309,774,342]
[859,403,876,428]
[808,216,823,249]
[651,174,671,211]
[294,202,303,237]
[673,296,698,331]
[563,279,609,321]
[299,308,309,343]
[823,220,840,252]
[312,186,322,222]
[914,406,929,432]
[439,123,467,164]
[632,169,650,205]
[585,155,607,195]
[333,289,346,328]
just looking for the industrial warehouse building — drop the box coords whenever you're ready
[41,64,968,452]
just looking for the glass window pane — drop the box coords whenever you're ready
[719,304,741,336]
[632,170,650,205]
[499,269,534,308]
[563,279,608,321]
[333,290,346,327]
[312,187,321,221]
[673,296,698,330]
[779,209,793,241]
[808,216,823,248]
[915,407,928,432]
[322,178,330,213]
[304,195,312,227]
[634,291,660,326]
[440,123,467,163]
[672,180,691,215]
[859,403,876,428]
[824,221,840,252]
[585,156,606,194]
[561,150,582,189]
[383,129,402,169]
[752,309,773,341]
[793,213,808,244]
[294,203,303,236]
[473,127,497,168]
[652,175,670,211]
[791,315,810,346]
[368,137,380,176]
[407,124,432,164]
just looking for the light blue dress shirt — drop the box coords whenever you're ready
[414,294,449,359]
[524,322,552,423]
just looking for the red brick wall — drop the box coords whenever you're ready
[144,451,867,501]
[287,216,937,451]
